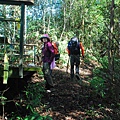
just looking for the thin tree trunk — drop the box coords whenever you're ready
[43,8,45,33]
[108,0,114,81]
[59,4,66,41]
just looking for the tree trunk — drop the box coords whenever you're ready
[59,4,66,41]
[108,0,114,82]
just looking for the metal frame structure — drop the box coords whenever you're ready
[0,0,34,5]
[0,0,38,80]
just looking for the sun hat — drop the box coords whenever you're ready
[40,34,50,42]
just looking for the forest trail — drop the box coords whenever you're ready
[0,60,119,119]
[36,61,103,120]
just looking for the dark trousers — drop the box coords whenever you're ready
[42,62,54,90]
[70,55,80,79]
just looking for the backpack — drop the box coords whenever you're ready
[52,42,60,61]
[68,37,80,55]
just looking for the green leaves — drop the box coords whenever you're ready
[0,96,7,105]
[3,53,9,84]
[89,77,105,98]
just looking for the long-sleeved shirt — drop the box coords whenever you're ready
[42,41,55,63]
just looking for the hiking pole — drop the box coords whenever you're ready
[81,59,84,79]
[66,56,70,73]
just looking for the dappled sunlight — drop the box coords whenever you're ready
[32,55,114,119]
[35,62,117,120]
[80,68,92,76]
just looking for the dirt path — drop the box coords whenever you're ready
[35,62,120,120]
[38,64,97,120]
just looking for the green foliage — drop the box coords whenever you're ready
[89,67,106,98]
[37,69,44,76]
[10,82,52,119]
[99,56,108,69]
[114,58,120,81]
[24,82,45,111]
[0,96,7,105]
[89,76,105,98]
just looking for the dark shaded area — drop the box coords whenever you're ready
[0,73,33,117]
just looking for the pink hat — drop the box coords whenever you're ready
[40,34,50,41]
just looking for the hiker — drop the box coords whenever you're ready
[66,36,84,80]
[40,34,55,93]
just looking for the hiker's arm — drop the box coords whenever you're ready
[47,42,55,63]
[66,47,70,56]
[80,42,84,58]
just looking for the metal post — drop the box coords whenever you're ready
[24,5,27,44]
[19,3,25,78]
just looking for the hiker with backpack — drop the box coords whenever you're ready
[67,36,84,80]
[40,34,55,93]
